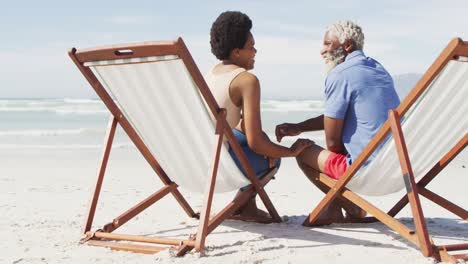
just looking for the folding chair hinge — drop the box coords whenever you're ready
[103,222,116,232]
[403,173,413,193]
[80,231,96,243]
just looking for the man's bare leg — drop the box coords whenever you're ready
[296,144,366,220]
[295,144,343,220]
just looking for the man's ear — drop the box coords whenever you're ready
[343,39,355,53]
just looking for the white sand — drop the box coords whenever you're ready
[2,144,467,264]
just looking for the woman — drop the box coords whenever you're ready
[206,11,313,221]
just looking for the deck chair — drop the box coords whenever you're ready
[68,38,282,256]
[303,38,468,263]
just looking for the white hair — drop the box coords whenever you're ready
[327,20,364,50]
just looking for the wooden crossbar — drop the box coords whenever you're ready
[87,231,195,247]
[438,244,468,252]
[87,240,168,254]
[318,174,419,245]
[103,184,177,232]
[418,188,468,220]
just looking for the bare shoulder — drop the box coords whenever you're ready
[231,71,260,92]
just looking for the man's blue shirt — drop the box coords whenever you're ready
[324,50,400,165]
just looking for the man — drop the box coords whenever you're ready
[276,20,400,220]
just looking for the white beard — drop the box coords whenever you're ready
[324,47,346,74]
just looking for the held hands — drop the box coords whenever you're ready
[290,138,314,156]
[275,123,302,142]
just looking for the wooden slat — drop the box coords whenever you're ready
[74,41,178,63]
[92,231,195,247]
[87,240,167,254]
[454,39,468,56]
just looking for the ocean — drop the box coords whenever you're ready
[0,98,326,150]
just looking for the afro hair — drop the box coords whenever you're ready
[210,11,252,60]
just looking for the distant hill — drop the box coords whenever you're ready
[392,73,422,100]
[262,73,423,101]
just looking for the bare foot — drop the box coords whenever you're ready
[238,207,270,218]
[344,204,366,219]
[231,208,273,223]
[317,202,344,222]
[232,197,273,222]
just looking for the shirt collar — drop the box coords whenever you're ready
[345,50,365,62]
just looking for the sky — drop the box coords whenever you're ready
[1,0,467,99]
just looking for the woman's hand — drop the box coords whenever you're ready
[290,138,314,156]
[267,157,280,168]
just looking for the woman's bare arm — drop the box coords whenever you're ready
[232,72,311,158]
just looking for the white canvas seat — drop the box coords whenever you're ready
[86,56,249,193]
[347,59,468,195]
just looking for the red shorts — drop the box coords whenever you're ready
[324,152,348,180]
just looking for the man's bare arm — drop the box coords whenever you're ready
[275,115,324,142]
[297,114,325,132]
[324,116,345,153]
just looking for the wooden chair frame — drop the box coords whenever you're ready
[68,38,282,256]
[303,38,468,263]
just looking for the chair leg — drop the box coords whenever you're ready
[170,188,199,218]
[83,116,118,234]
[254,184,282,222]
[389,110,433,257]
[195,132,224,252]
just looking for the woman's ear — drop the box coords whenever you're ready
[227,48,241,62]
[231,48,241,59]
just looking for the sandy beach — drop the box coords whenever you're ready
[2,140,466,264]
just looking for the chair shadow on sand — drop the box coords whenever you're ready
[200,215,467,257]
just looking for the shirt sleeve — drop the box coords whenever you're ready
[324,74,350,119]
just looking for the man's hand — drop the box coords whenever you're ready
[275,123,302,142]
